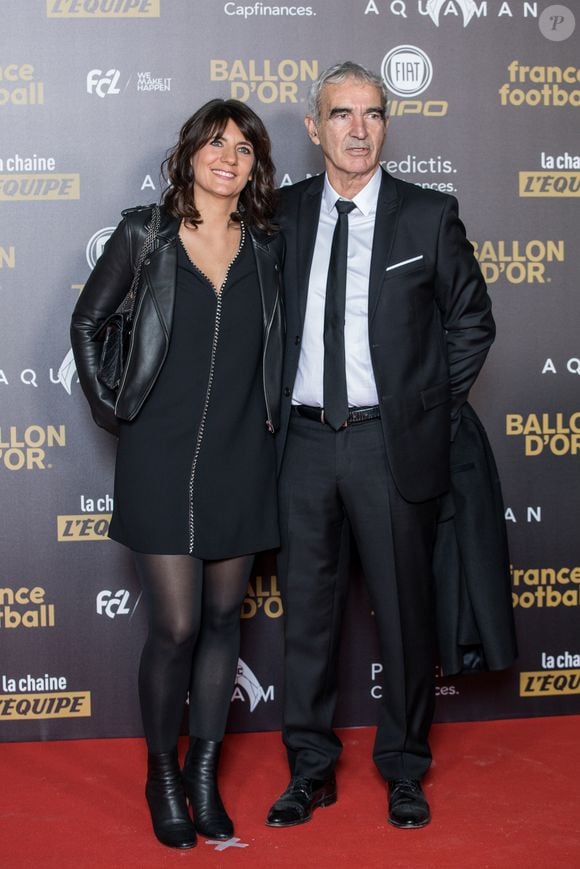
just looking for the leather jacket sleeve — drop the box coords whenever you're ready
[70,215,137,435]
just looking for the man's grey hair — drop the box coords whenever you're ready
[307,61,389,124]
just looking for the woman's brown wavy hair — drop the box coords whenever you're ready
[162,99,277,233]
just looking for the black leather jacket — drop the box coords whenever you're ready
[71,205,284,436]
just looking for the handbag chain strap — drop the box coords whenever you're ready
[120,204,161,317]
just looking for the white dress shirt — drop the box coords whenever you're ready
[292,167,381,408]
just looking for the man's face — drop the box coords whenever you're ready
[305,78,387,191]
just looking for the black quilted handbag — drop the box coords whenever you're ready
[96,204,160,391]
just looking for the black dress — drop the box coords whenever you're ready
[108,229,279,558]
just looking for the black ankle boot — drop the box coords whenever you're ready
[183,738,234,840]
[145,749,197,849]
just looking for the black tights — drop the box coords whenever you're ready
[134,552,253,753]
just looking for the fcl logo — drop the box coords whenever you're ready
[96,590,133,618]
[426,0,477,26]
[86,69,121,98]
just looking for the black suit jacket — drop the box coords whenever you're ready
[434,403,517,676]
[277,168,495,502]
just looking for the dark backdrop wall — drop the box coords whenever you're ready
[1,0,579,741]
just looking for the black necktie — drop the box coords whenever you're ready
[323,199,356,430]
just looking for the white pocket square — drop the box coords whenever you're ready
[386,254,424,272]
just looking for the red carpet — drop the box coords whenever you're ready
[1,717,578,868]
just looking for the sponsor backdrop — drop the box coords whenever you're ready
[1,0,578,741]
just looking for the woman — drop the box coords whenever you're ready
[71,100,283,850]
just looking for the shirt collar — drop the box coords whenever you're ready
[322,166,382,217]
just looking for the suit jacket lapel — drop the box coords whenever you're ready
[368,169,401,323]
[296,174,324,328]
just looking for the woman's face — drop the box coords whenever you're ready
[191,118,255,204]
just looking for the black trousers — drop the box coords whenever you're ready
[278,414,438,781]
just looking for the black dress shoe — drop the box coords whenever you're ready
[387,779,430,829]
[266,775,337,827]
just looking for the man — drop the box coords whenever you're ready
[266,61,495,829]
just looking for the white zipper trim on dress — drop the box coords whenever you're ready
[262,282,279,433]
[185,224,246,555]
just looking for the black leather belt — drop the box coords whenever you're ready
[291,405,380,426]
